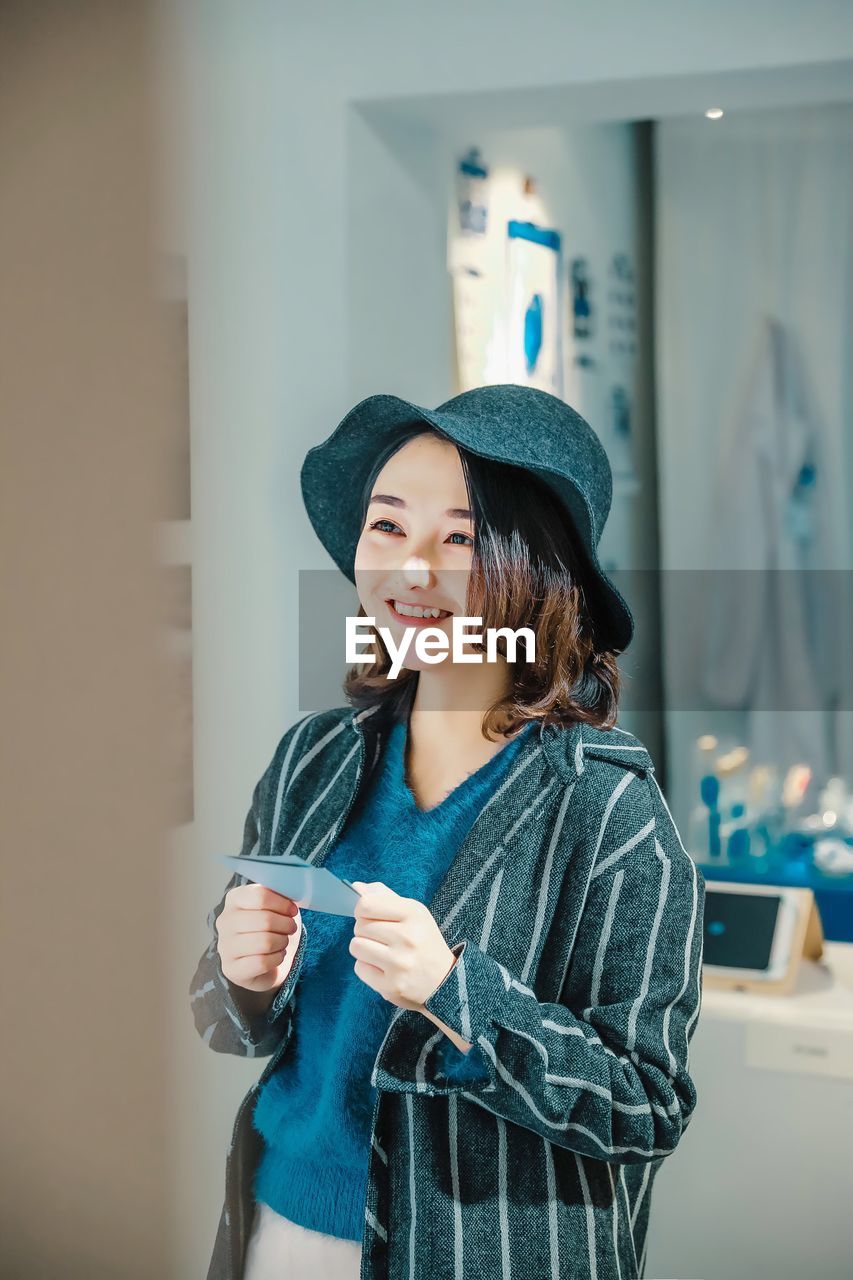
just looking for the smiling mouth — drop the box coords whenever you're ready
[385,598,453,624]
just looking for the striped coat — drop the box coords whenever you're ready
[189,702,705,1280]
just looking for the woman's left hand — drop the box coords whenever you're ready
[348,880,457,1012]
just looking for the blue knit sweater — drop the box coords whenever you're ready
[250,716,533,1241]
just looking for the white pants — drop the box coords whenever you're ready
[243,1200,363,1280]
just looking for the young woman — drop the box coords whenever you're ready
[190,384,705,1280]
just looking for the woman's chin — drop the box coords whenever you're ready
[382,659,436,676]
[385,659,476,676]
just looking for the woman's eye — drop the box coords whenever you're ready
[368,520,472,546]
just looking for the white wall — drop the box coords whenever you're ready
[172,3,853,1274]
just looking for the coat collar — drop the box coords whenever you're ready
[350,700,577,780]
[348,701,655,782]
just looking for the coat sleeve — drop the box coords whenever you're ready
[373,770,705,1165]
[188,719,313,1059]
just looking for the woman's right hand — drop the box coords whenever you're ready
[217,881,302,993]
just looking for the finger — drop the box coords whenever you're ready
[349,935,390,967]
[352,919,398,946]
[227,882,299,914]
[352,883,405,921]
[226,951,289,986]
[231,908,299,936]
[228,930,296,960]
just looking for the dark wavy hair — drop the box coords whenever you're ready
[343,425,622,740]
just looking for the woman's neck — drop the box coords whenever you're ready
[405,661,522,779]
[402,666,524,810]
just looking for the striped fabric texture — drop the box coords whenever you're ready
[189,703,705,1280]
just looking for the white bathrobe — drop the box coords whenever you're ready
[700,314,841,786]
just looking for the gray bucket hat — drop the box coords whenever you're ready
[300,383,634,653]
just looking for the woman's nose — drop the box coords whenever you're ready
[400,555,431,588]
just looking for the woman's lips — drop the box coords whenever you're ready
[384,599,453,627]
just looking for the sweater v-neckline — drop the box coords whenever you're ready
[389,718,533,819]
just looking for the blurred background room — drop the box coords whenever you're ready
[3,2,852,1278]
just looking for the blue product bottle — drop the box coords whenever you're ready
[726,802,751,863]
[700,773,722,859]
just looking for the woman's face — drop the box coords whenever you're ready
[354,433,475,671]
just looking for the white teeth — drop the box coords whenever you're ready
[392,600,448,619]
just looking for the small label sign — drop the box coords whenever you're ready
[745,1022,853,1081]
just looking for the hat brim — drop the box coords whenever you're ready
[300,393,634,652]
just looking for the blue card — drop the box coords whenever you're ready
[217,852,361,917]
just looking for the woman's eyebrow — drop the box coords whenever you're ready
[368,493,473,520]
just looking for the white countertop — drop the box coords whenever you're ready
[701,940,853,1029]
